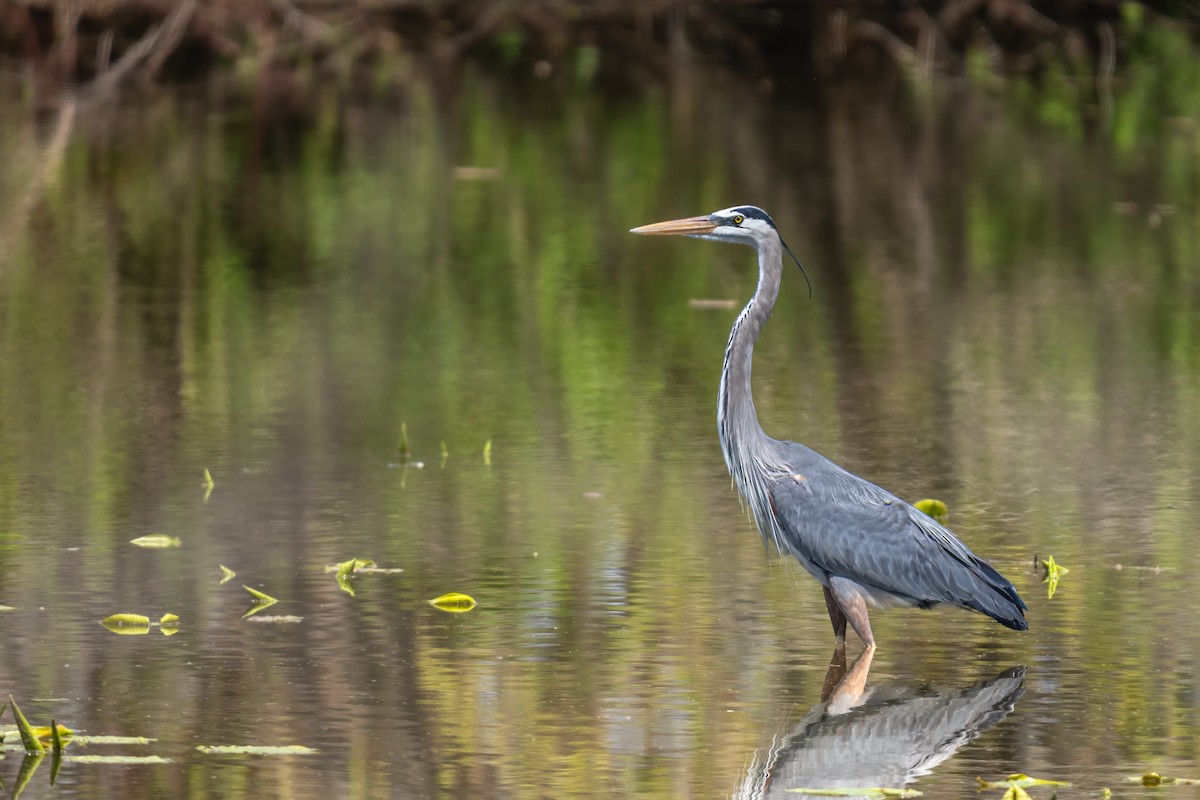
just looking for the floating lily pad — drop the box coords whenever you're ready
[429,592,477,612]
[130,535,181,549]
[196,745,316,755]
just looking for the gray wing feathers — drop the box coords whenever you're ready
[766,443,1027,630]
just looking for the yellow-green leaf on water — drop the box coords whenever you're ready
[218,564,236,584]
[160,613,179,626]
[429,592,477,612]
[101,614,152,634]
[196,744,316,755]
[786,789,921,798]
[331,558,377,596]
[1000,787,1031,800]
[203,468,215,503]
[0,605,15,611]
[9,697,44,754]
[978,774,1072,791]
[1040,555,1069,599]
[482,438,492,465]
[32,724,72,742]
[242,586,279,618]
[1130,773,1200,786]
[439,440,449,466]
[243,586,278,604]
[130,535,181,549]
[913,498,948,522]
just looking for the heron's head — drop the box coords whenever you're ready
[630,205,777,247]
[631,205,811,295]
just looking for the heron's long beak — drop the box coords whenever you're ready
[629,215,717,236]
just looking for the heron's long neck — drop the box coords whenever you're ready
[718,236,783,483]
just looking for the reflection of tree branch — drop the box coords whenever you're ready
[0,99,75,277]
[0,0,196,277]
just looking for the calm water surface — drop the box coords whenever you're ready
[1,64,1199,798]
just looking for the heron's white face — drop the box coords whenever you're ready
[629,204,779,248]
[696,206,778,246]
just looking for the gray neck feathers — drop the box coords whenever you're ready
[717,234,788,550]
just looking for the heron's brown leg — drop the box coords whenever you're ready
[828,576,876,649]
[822,584,848,643]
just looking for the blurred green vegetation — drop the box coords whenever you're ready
[0,39,1199,797]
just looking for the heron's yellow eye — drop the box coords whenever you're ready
[733,214,745,225]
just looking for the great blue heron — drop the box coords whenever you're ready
[631,205,1027,648]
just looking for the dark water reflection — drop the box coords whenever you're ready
[1,60,1199,798]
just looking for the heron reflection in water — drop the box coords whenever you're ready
[734,649,1026,799]
[631,207,1027,648]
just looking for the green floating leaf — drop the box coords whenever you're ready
[1129,773,1200,786]
[913,498,948,523]
[130,535,181,549]
[160,613,180,626]
[101,613,152,631]
[9,697,44,754]
[786,789,921,798]
[429,592,477,613]
[31,724,72,742]
[978,774,1072,791]
[65,755,172,764]
[482,438,492,465]
[218,564,237,584]
[329,558,378,597]
[1040,556,1069,599]
[242,586,279,617]
[196,745,316,755]
[439,440,449,466]
[0,605,15,611]
[243,586,278,604]
[203,468,215,502]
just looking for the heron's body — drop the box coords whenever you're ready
[632,205,1027,648]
